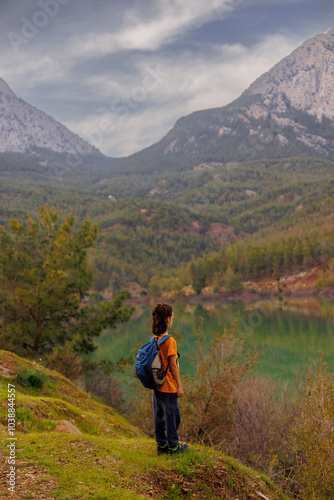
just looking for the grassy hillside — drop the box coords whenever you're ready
[0,350,290,499]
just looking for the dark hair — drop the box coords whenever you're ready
[152,303,173,336]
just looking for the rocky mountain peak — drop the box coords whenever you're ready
[0,78,16,98]
[0,77,99,156]
[245,28,334,120]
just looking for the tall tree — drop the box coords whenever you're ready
[0,205,134,356]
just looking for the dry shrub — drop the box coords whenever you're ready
[126,385,155,437]
[230,375,302,496]
[230,355,334,500]
[231,375,279,460]
[83,362,125,413]
[181,320,262,449]
[44,341,126,413]
[44,342,82,381]
[291,353,334,500]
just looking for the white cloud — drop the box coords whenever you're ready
[0,48,68,93]
[64,0,236,58]
[1,0,236,92]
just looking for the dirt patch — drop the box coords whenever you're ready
[244,270,319,294]
[0,351,19,377]
[140,459,283,500]
[0,351,46,379]
[208,223,236,245]
[0,457,58,499]
[282,271,318,290]
[188,221,241,246]
[207,223,239,246]
[189,220,201,233]
[140,209,154,221]
[0,365,13,377]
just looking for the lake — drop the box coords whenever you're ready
[91,296,334,384]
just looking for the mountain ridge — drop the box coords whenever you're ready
[0,79,101,156]
[114,28,334,174]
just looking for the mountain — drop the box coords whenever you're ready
[245,29,334,120]
[0,77,100,156]
[115,29,334,174]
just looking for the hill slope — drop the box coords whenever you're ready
[0,350,290,499]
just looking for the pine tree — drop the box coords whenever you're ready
[0,205,134,356]
[224,266,243,292]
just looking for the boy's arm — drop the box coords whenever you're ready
[169,354,184,397]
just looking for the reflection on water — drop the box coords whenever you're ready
[92,298,334,383]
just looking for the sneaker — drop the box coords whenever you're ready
[168,443,189,455]
[156,443,169,455]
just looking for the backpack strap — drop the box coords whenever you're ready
[150,334,170,345]
[157,334,170,345]
[153,334,171,375]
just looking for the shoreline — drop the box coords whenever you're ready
[120,268,334,307]
[124,285,334,307]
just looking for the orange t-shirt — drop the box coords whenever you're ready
[154,334,178,393]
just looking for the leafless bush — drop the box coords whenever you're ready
[44,343,82,381]
[126,386,155,437]
[291,353,334,500]
[84,366,125,413]
[180,320,262,449]
[229,374,303,496]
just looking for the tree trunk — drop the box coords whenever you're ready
[34,302,41,352]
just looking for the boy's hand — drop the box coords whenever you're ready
[177,386,184,398]
[169,355,183,397]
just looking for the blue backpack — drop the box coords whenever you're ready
[135,335,170,389]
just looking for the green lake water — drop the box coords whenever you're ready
[92,297,334,384]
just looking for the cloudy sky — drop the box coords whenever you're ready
[1,0,333,157]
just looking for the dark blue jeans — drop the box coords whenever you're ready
[153,390,181,448]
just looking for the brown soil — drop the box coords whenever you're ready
[0,352,19,376]
[139,455,284,499]
[207,223,239,246]
[0,457,59,500]
[243,269,319,293]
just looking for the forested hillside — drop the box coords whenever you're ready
[1,156,334,297]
